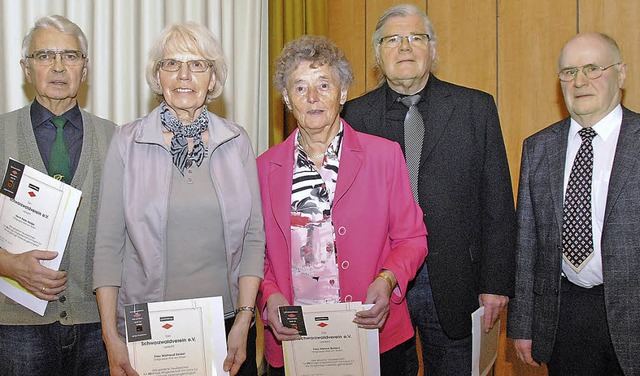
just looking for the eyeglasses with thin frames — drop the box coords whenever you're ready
[26,50,86,66]
[158,59,214,73]
[557,62,621,82]
[378,34,431,49]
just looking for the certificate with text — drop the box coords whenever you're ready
[281,302,380,376]
[0,158,81,315]
[126,297,228,376]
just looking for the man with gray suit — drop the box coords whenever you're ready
[508,32,638,375]
[342,4,516,375]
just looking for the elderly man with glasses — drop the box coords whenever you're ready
[508,32,638,376]
[0,15,114,375]
[342,4,516,375]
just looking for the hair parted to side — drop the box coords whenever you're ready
[22,15,88,60]
[372,4,437,80]
[146,22,227,103]
[274,35,353,96]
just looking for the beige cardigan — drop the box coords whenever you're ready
[0,103,115,325]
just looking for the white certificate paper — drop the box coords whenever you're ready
[471,306,500,376]
[126,297,228,376]
[0,158,81,315]
[281,302,379,376]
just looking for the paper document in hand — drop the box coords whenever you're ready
[0,158,81,315]
[281,302,380,376]
[471,306,500,376]
[125,296,227,376]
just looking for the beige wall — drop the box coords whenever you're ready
[323,1,640,375]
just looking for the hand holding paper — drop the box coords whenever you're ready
[479,293,509,332]
[0,158,82,314]
[514,339,540,367]
[0,248,66,300]
[105,337,139,376]
[353,277,391,329]
[266,292,301,340]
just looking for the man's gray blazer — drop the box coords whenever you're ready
[507,106,640,375]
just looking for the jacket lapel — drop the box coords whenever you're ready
[267,133,295,253]
[548,119,570,230]
[421,76,454,166]
[333,122,363,206]
[604,107,640,222]
[362,86,391,139]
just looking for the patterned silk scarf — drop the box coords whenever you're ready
[160,102,209,175]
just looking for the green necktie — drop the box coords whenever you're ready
[48,116,71,184]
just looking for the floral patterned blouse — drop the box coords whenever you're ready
[290,123,344,305]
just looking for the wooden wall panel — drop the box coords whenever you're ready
[579,0,640,113]
[496,1,577,375]
[428,0,497,98]
[497,0,576,194]
[327,0,366,99]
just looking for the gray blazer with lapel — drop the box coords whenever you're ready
[507,106,640,374]
[342,75,516,339]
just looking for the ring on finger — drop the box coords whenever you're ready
[41,286,46,293]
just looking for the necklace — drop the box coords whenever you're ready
[298,133,327,159]
[306,151,325,159]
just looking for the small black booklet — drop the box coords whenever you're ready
[124,303,152,342]
[279,305,308,336]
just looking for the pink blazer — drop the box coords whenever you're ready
[256,120,428,367]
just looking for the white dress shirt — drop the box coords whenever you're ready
[562,105,622,288]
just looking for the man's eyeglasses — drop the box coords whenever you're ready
[26,50,86,66]
[557,62,621,82]
[379,34,430,48]
[158,59,214,73]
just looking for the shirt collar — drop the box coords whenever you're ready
[31,99,83,131]
[569,104,622,142]
[294,121,345,161]
[384,81,429,110]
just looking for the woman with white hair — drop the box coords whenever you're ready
[93,22,264,376]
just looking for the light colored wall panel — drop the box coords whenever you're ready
[496,0,578,374]
[579,0,640,113]
[498,0,576,195]
[428,0,497,98]
[327,0,367,99]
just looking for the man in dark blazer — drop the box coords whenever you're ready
[342,4,516,375]
[508,32,638,375]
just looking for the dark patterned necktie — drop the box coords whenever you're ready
[562,127,597,273]
[48,116,71,184]
[399,94,424,201]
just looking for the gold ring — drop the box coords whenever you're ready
[41,286,46,293]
